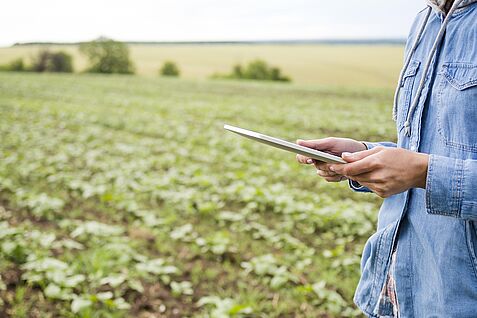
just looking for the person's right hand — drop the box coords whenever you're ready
[296,137,367,182]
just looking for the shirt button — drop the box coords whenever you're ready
[410,145,417,152]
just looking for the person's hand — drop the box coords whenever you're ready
[328,147,429,198]
[296,138,367,182]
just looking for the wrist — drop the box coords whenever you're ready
[360,141,369,151]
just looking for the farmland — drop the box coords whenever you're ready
[0,70,397,317]
[0,44,404,87]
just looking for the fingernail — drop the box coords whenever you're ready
[307,159,313,164]
[342,152,352,157]
[329,166,335,172]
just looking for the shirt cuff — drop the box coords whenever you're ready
[426,154,463,218]
[426,155,477,220]
[348,179,372,193]
[363,142,397,150]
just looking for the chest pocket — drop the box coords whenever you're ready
[437,63,477,152]
[397,60,420,130]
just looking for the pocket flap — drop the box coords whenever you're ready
[400,60,420,86]
[443,63,477,90]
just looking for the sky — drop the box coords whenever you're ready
[0,0,426,47]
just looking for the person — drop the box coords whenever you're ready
[296,0,477,317]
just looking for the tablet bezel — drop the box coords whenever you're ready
[224,124,346,164]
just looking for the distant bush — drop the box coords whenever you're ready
[0,51,73,73]
[0,58,26,72]
[31,50,49,72]
[213,59,291,82]
[48,51,73,73]
[160,61,180,77]
[79,37,134,74]
[31,50,73,73]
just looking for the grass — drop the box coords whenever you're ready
[0,44,404,87]
[0,72,397,317]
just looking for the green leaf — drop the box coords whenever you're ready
[71,296,93,313]
[44,284,62,299]
[96,291,113,301]
[113,297,131,310]
[128,279,144,293]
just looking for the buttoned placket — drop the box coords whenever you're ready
[406,12,447,154]
[388,12,449,318]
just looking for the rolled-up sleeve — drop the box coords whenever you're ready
[426,154,477,221]
[348,141,397,193]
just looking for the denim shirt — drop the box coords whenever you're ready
[353,3,477,317]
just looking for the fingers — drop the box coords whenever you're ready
[317,170,339,178]
[296,154,314,164]
[324,176,346,182]
[297,153,345,182]
[330,155,378,177]
[297,138,335,151]
[341,147,383,163]
[314,161,333,172]
[320,173,346,183]
[296,140,348,183]
[328,147,385,176]
[353,179,391,198]
[316,164,346,182]
[349,172,384,184]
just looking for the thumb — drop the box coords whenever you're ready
[297,139,331,150]
[341,147,381,163]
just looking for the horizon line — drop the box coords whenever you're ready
[4,38,407,48]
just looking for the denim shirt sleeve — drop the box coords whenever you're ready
[363,141,397,150]
[426,154,477,221]
[348,142,397,193]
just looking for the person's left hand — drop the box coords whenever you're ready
[329,147,429,198]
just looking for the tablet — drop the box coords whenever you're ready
[224,124,346,164]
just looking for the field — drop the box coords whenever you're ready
[0,70,397,317]
[0,44,404,87]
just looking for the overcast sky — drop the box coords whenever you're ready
[0,0,426,47]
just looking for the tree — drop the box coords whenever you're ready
[212,59,291,82]
[160,61,180,77]
[243,60,270,80]
[48,52,73,73]
[79,37,134,74]
[31,50,73,73]
[31,50,50,72]
[270,67,290,82]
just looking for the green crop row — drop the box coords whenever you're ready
[0,72,395,317]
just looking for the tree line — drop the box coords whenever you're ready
[1,37,291,82]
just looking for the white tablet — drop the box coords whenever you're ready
[224,124,346,164]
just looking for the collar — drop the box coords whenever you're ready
[426,0,477,13]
